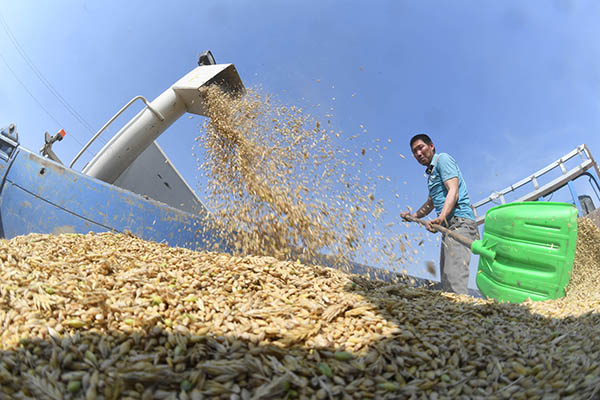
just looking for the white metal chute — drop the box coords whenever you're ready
[82,62,243,185]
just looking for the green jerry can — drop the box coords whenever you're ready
[473,202,578,303]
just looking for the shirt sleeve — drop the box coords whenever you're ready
[436,153,459,183]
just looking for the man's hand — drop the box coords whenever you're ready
[400,211,414,221]
[426,215,448,233]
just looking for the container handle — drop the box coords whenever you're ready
[471,240,497,261]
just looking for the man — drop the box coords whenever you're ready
[400,134,479,295]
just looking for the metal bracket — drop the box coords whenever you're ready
[1,123,19,143]
[40,130,65,164]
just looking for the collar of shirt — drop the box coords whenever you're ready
[426,153,440,175]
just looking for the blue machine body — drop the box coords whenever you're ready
[0,125,227,252]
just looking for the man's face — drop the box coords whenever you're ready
[411,139,435,166]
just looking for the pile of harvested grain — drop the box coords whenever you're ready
[1,229,599,399]
[567,217,600,295]
[196,86,408,270]
[525,216,600,317]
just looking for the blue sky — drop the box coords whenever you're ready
[1,1,600,288]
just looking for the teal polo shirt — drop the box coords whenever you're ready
[427,153,475,220]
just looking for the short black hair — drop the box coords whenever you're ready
[410,133,433,148]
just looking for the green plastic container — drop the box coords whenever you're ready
[473,202,578,303]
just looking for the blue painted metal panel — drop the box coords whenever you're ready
[566,181,582,215]
[0,147,229,252]
[0,180,112,236]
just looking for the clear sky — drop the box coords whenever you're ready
[1,1,600,288]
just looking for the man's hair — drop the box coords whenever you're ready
[410,133,433,148]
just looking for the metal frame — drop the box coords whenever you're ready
[472,144,600,225]
[0,125,19,162]
[587,172,600,201]
[0,135,17,162]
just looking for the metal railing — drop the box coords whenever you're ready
[472,144,600,224]
[69,96,165,169]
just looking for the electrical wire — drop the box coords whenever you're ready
[0,51,86,147]
[0,11,107,146]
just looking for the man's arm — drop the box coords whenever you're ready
[401,197,434,220]
[428,177,459,227]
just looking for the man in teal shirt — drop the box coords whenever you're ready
[401,134,479,295]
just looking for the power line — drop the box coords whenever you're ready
[0,11,107,146]
[0,50,87,147]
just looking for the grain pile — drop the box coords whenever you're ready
[1,222,600,399]
[526,216,600,317]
